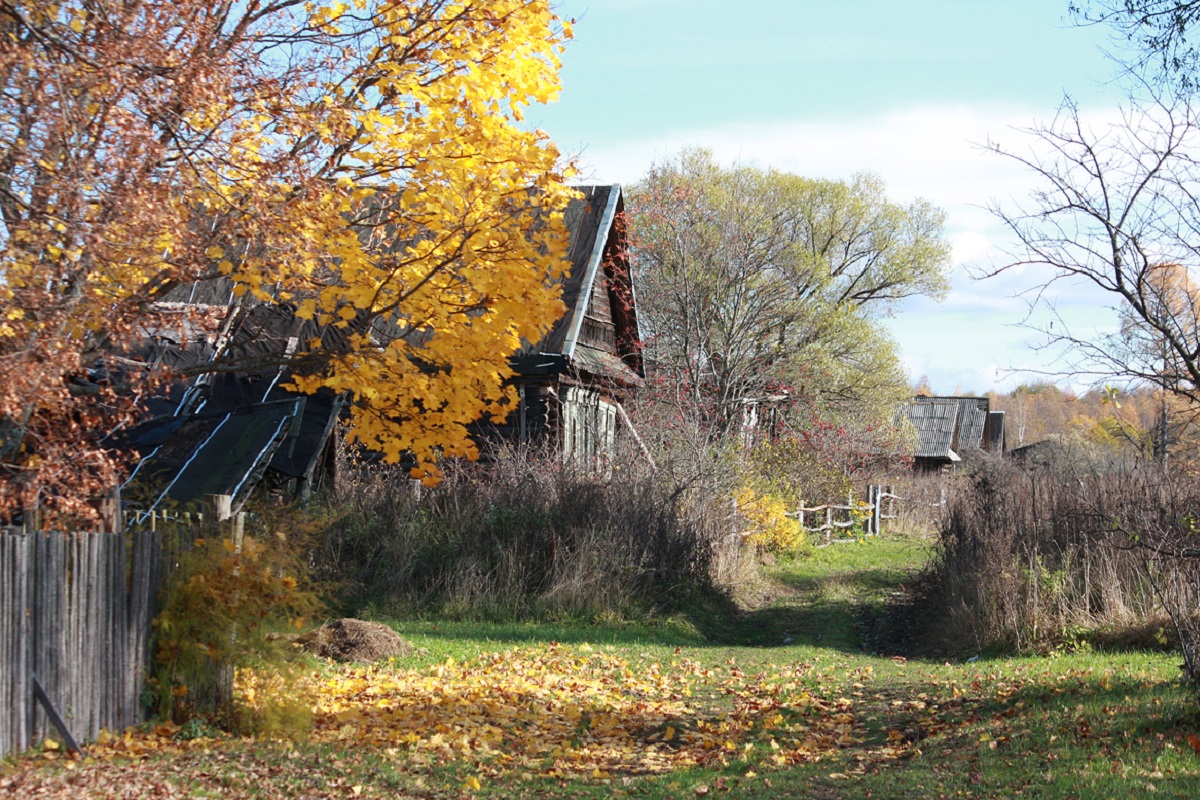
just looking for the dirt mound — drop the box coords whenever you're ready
[299,619,414,662]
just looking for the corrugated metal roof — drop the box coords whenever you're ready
[954,398,989,452]
[906,396,990,460]
[906,401,960,458]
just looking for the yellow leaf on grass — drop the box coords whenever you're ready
[664,725,675,741]
[463,776,481,791]
[43,739,59,751]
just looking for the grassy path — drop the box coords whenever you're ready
[3,536,1198,798]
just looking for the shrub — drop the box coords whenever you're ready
[151,516,321,729]
[733,484,810,555]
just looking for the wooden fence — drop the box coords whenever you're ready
[0,497,238,757]
[791,484,904,543]
[0,528,164,755]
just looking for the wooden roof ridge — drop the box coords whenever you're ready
[532,184,643,384]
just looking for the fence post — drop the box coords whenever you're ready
[206,494,233,524]
[91,488,121,534]
[872,485,882,537]
[205,494,238,714]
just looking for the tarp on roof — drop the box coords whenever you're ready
[127,400,301,509]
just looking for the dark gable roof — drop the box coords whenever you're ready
[534,184,642,386]
[905,396,989,460]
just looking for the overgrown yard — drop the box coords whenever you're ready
[3,536,1198,798]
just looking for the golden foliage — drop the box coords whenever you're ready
[734,485,808,553]
[0,1,576,515]
[100,645,868,780]
[152,531,321,724]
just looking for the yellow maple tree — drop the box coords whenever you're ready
[0,0,576,515]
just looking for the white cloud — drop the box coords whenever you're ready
[571,103,1130,392]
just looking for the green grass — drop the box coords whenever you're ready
[7,533,1199,799]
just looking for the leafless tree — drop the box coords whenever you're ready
[986,89,1200,402]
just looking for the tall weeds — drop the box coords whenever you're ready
[920,459,1197,660]
[312,447,734,621]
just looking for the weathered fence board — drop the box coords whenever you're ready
[0,530,163,754]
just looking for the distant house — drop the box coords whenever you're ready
[904,396,1005,471]
[116,184,643,512]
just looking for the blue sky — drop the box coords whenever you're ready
[531,1,1133,394]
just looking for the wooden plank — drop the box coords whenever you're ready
[31,673,83,754]
[127,531,144,726]
[111,532,127,729]
[128,530,147,718]
[1,535,12,754]
[67,533,83,751]
[16,533,29,752]
[51,532,66,746]
[82,532,97,740]
[99,534,111,734]
[95,532,106,740]
[30,533,45,742]
[8,533,19,754]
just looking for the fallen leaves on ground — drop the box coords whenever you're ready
[1,644,887,797]
[6,646,1192,798]
[251,644,867,778]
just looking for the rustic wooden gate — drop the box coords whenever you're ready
[791,485,905,543]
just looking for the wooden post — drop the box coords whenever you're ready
[206,494,233,524]
[205,494,237,715]
[231,513,245,552]
[91,488,121,534]
[22,501,37,534]
[871,485,882,537]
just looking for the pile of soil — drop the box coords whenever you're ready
[298,618,414,662]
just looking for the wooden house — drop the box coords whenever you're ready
[477,184,645,466]
[116,185,644,511]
